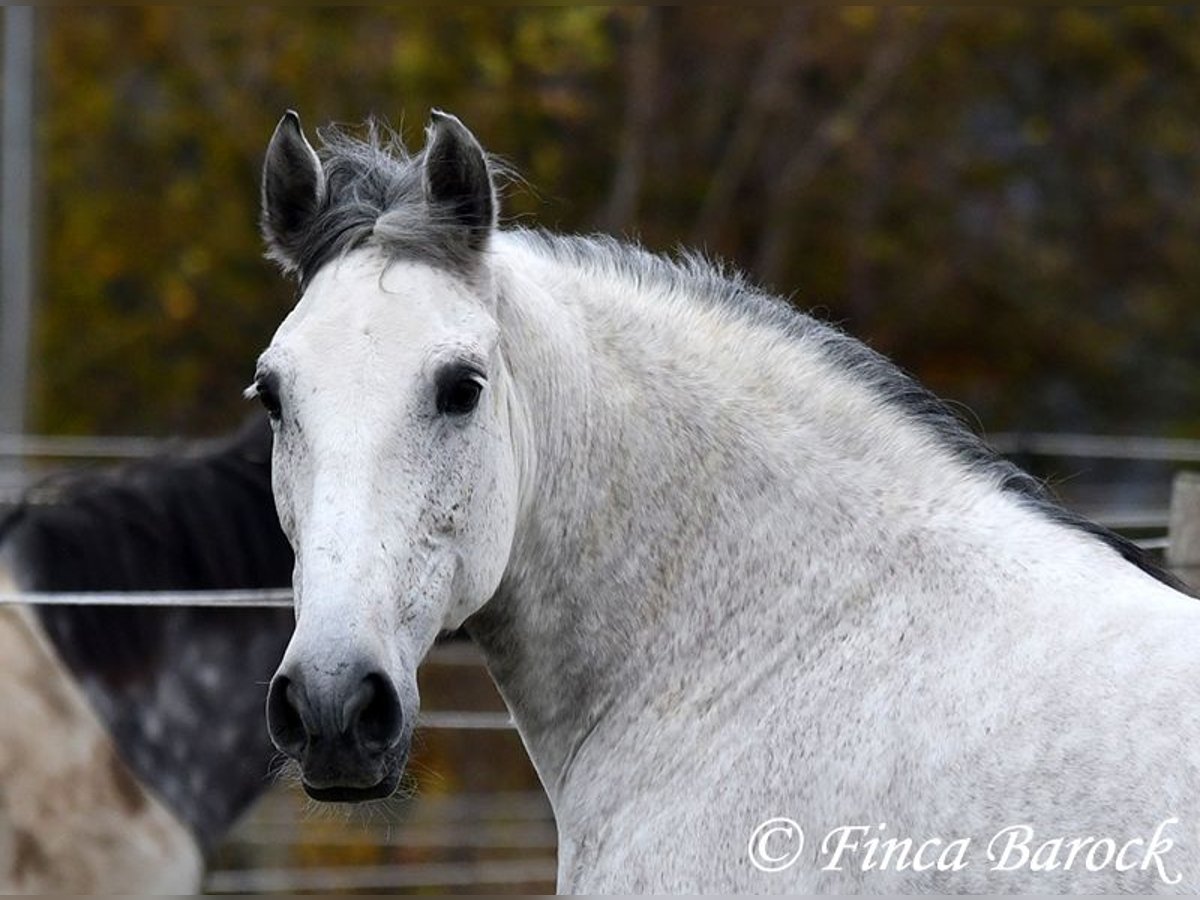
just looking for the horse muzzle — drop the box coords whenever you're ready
[266,658,409,801]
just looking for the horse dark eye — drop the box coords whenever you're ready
[257,381,282,420]
[437,372,484,416]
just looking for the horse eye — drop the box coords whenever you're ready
[436,369,484,416]
[256,380,282,421]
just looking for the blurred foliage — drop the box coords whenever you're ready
[21,7,1200,436]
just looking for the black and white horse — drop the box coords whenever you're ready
[0,418,293,892]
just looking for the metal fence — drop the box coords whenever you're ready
[2,429,1198,892]
[205,643,556,895]
[0,435,556,894]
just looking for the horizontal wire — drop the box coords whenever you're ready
[1,431,1200,464]
[0,588,294,607]
[0,529,1178,606]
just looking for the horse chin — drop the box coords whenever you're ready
[300,752,406,803]
[302,773,400,803]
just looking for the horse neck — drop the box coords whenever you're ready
[468,236,1088,809]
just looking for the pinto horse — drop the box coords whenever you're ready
[0,418,293,892]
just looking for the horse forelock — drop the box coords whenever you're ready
[287,121,507,289]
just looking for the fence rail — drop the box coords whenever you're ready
[0,430,1200,463]
[987,432,1200,463]
[1,429,1195,893]
[0,433,169,460]
[205,858,558,894]
[0,588,295,607]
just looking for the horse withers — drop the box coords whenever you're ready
[255,110,1200,893]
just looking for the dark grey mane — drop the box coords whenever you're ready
[513,231,1188,595]
[0,417,294,851]
[276,122,504,287]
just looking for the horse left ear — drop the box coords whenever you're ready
[423,110,496,250]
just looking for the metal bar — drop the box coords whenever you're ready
[241,789,552,825]
[0,587,294,607]
[1136,536,1171,551]
[203,858,557,894]
[0,430,1199,464]
[417,710,515,731]
[0,8,36,439]
[1074,509,1170,531]
[224,821,556,850]
[0,433,166,460]
[424,640,489,666]
[986,432,1200,464]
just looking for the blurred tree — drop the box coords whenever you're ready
[34,7,621,434]
[27,7,1200,437]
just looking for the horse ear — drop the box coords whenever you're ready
[423,110,496,250]
[261,110,325,274]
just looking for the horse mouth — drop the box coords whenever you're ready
[302,767,401,802]
[298,746,406,803]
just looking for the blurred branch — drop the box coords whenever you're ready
[753,10,945,288]
[593,8,662,233]
[691,7,810,248]
[174,11,234,121]
[846,141,887,326]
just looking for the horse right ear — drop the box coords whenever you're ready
[261,110,325,276]
[423,110,496,251]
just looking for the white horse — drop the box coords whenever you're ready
[255,109,1200,893]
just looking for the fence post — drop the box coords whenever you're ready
[0,6,37,440]
[1167,471,1200,591]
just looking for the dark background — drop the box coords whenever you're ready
[18,7,1200,444]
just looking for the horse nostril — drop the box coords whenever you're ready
[345,672,403,752]
[266,674,310,759]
